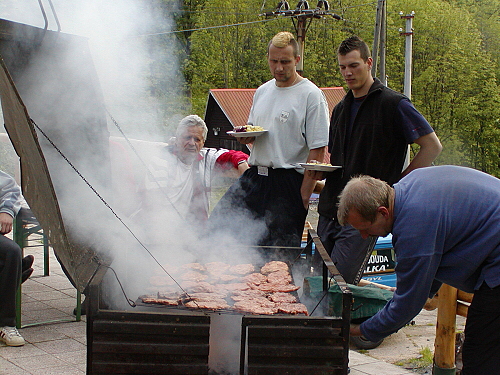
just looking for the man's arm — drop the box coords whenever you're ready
[0,170,22,235]
[401,132,442,177]
[301,146,326,209]
[214,150,249,176]
[0,171,22,218]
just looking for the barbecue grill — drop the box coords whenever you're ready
[0,19,353,375]
[86,235,352,375]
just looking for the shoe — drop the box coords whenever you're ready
[0,326,25,346]
[21,268,34,283]
[22,255,34,272]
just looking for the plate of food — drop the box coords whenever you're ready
[227,125,268,138]
[299,162,341,172]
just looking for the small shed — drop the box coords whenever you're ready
[204,87,346,153]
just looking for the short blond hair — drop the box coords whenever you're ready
[268,31,299,57]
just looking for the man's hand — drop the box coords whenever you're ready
[0,212,14,235]
[237,136,256,144]
[306,160,326,181]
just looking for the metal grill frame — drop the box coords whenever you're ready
[86,231,352,375]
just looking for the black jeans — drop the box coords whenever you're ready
[0,234,22,327]
[462,283,500,374]
[317,214,376,284]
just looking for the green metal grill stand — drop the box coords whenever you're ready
[14,214,81,328]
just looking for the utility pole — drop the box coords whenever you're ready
[371,0,386,85]
[399,11,415,99]
[399,11,415,169]
[261,0,341,75]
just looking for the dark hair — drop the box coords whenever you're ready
[337,35,371,61]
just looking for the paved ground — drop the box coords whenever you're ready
[0,235,464,375]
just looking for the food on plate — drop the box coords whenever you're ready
[234,125,265,132]
[304,161,334,166]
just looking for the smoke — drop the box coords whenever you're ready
[0,4,313,374]
[2,0,180,138]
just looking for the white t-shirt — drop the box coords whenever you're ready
[145,147,227,219]
[247,78,329,169]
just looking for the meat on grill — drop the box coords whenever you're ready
[149,275,176,287]
[205,261,230,275]
[260,261,288,274]
[185,299,231,310]
[180,271,208,282]
[142,260,307,315]
[268,292,297,303]
[243,272,267,286]
[140,296,179,306]
[229,263,255,275]
[266,270,292,285]
[277,302,309,315]
[253,282,301,293]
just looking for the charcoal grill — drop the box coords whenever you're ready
[86,233,352,375]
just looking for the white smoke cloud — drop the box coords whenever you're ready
[1,5,314,373]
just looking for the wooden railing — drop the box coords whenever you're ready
[431,284,473,374]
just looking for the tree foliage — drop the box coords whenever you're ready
[154,0,500,176]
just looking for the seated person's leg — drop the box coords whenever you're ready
[0,235,25,346]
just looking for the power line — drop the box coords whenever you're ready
[134,17,281,38]
[134,1,378,38]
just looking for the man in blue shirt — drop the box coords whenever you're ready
[337,165,500,374]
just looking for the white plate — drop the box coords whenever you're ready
[299,163,341,172]
[227,130,268,138]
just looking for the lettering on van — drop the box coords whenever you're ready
[364,250,395,274]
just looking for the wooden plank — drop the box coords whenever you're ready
[457,290,473,303]
[434,284,457,370]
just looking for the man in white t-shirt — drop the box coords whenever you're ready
[209,31,329,247]
[140,115,249,229]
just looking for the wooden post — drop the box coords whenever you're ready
[433,284,457,374]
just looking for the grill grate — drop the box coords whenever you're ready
[88,310,210,375]
[241,316,348,375]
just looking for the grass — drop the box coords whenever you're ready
[396,346,434,369]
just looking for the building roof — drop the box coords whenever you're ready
[208,86,346,129]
